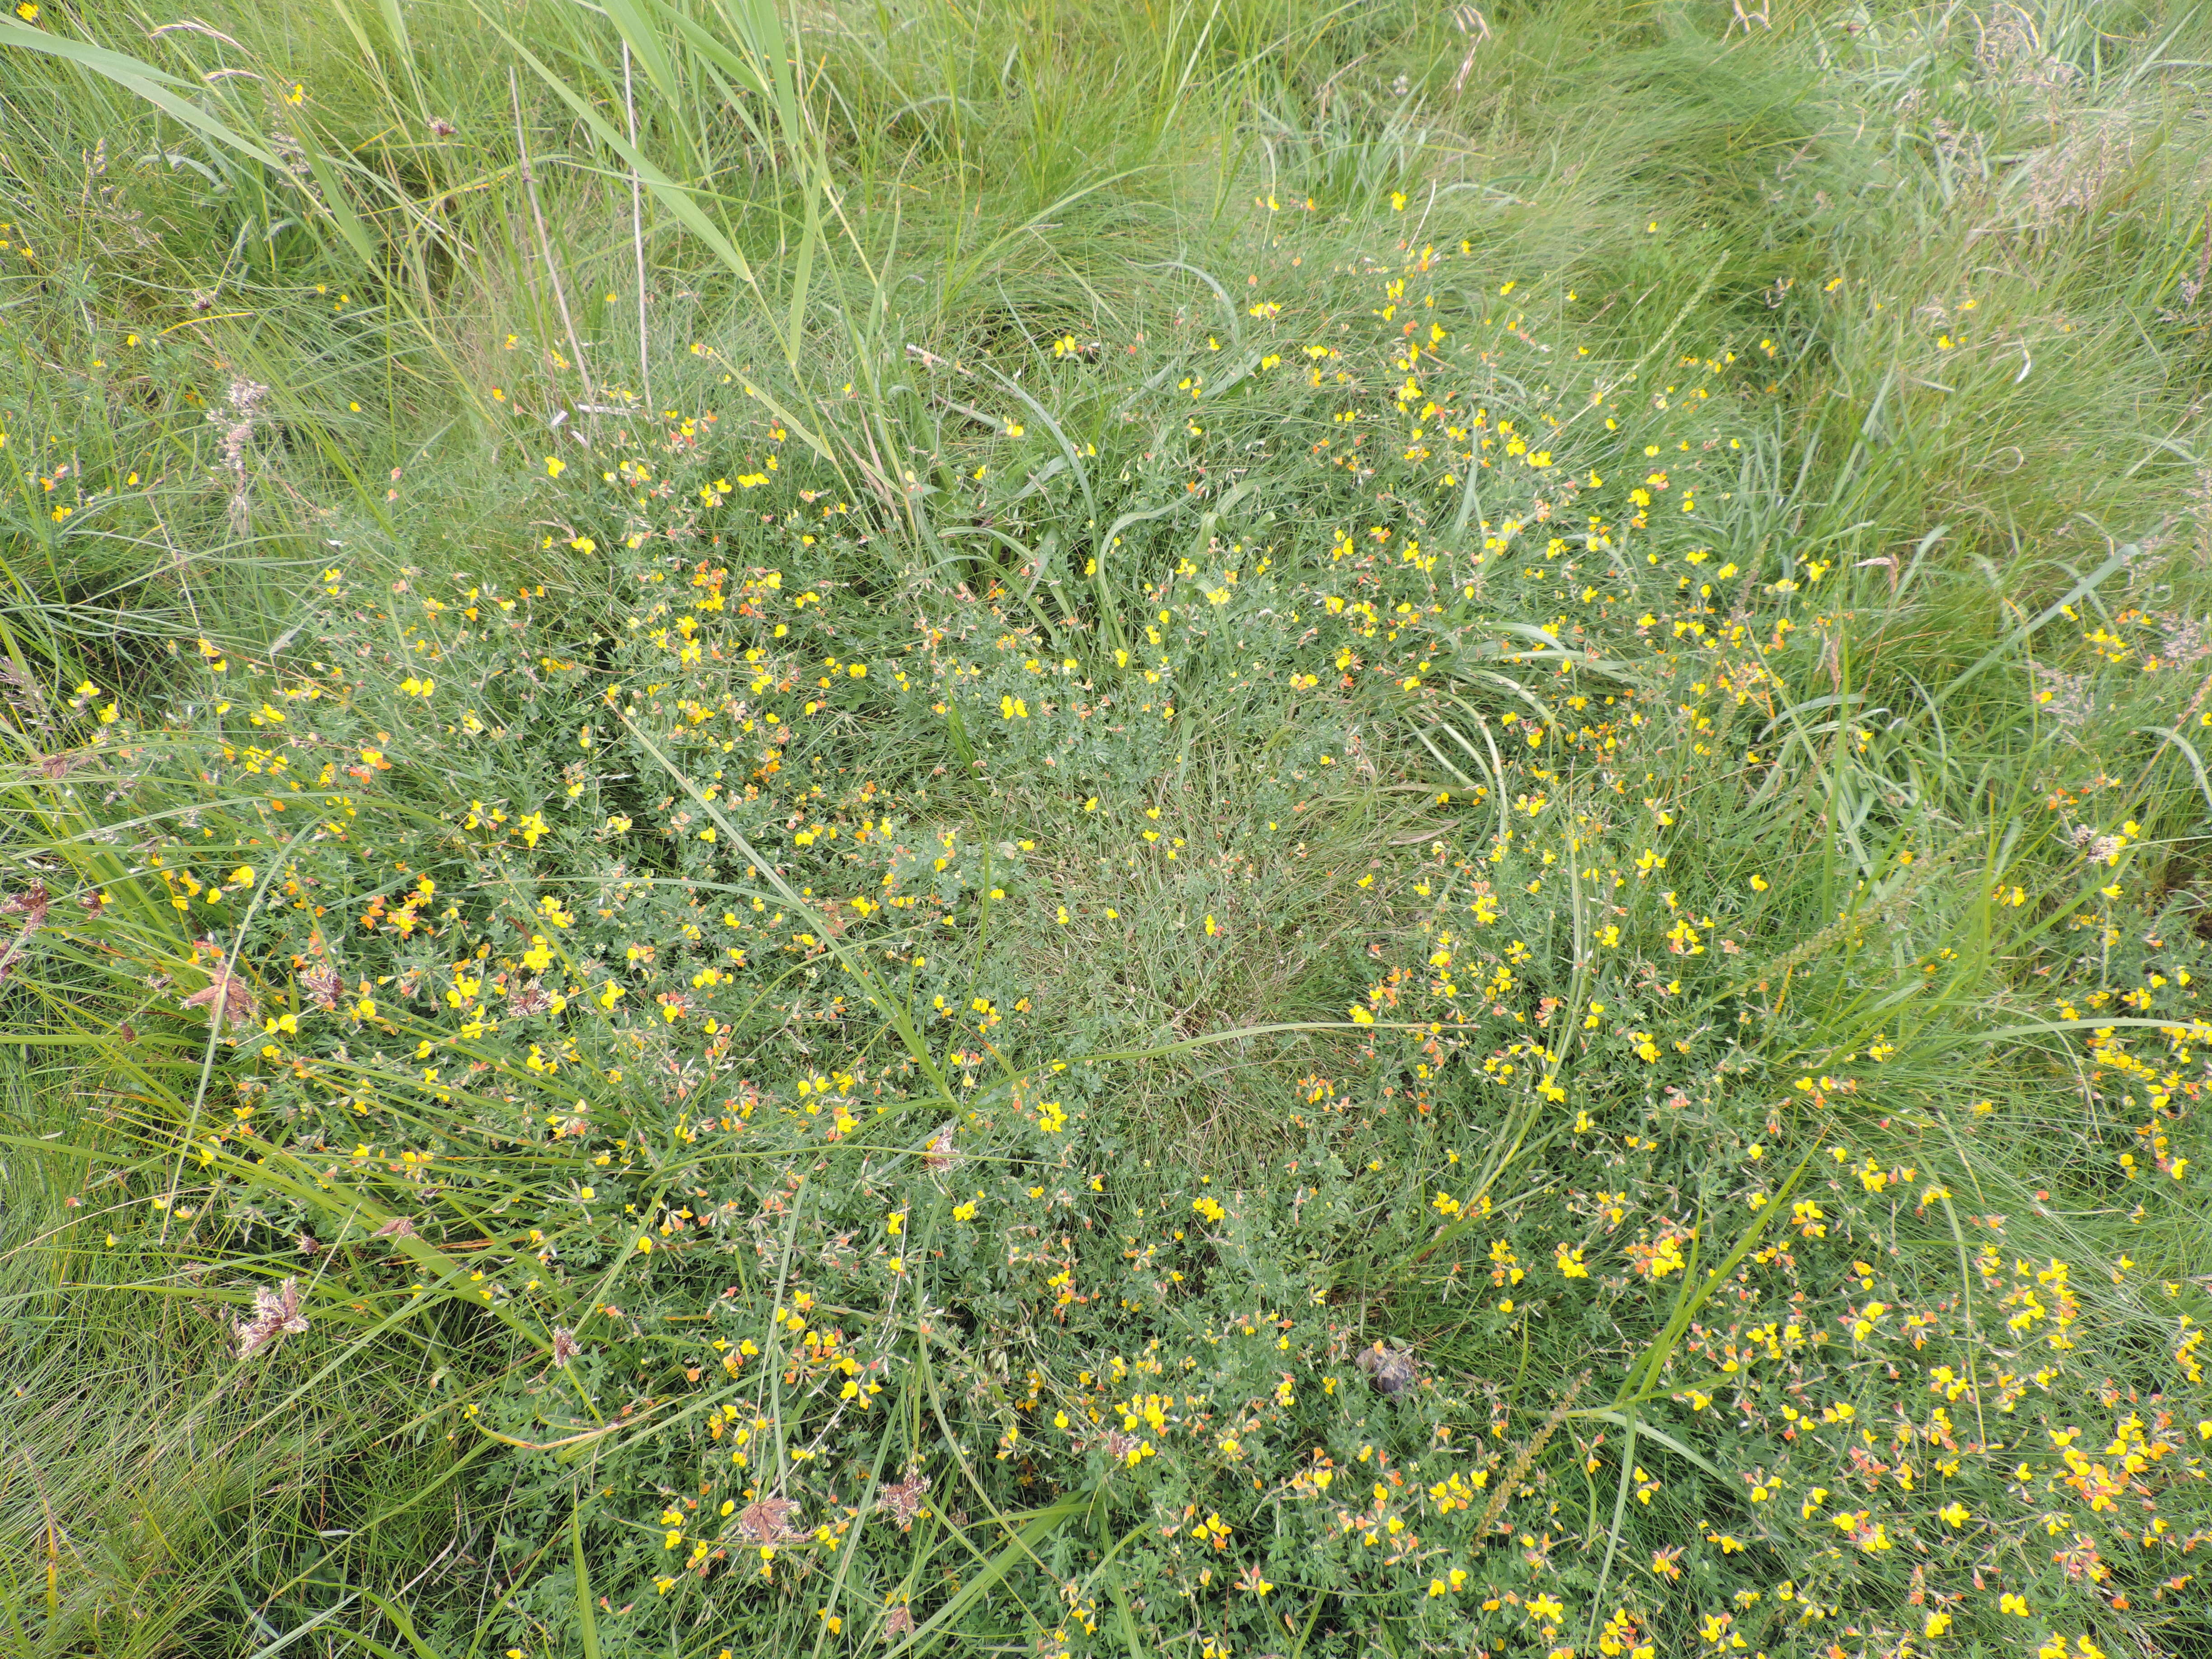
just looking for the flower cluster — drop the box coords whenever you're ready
[6,187,2207,1659]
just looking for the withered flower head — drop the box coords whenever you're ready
[181,966,256,1030]
[235,1276,309,1358]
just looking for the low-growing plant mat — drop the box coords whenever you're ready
[2,2,2211,1657]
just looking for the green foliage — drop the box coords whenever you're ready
[5,2,2212,1657]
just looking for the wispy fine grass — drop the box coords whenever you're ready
[4,1,2212,1656]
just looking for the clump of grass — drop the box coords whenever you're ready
[5,2,2212,1657]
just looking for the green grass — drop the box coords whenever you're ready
[5,1,2212,1655]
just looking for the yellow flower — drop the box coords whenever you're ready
[544,455,565,478]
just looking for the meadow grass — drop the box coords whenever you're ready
[4,1,2212,1655]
